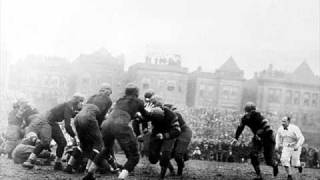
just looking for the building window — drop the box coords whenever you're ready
[167,85,175,91]
[222,87,230,99]
[231,86,239,97]
[293,91,300,105]
[303,92,310,106]
[268,88,282,103]
[285,90,292,104]
[142,78,151,90]
[158,79,165,89]
[82,78,90,84]
[199,84,205,97]
[167,81,176,92]
[142,83,149,89]
[312,93,318,107]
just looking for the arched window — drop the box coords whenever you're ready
[312,93,318,107]
[303,92,310,106]
[285,90,293,104]
[293,91,300,105]
[142,78,151,90]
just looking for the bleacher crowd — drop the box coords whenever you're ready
[177,107,320,169]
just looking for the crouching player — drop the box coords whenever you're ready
[12,132,54,164]
[147,96,181,180]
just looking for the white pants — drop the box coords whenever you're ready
[280,146,301,167]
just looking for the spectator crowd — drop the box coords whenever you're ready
[176,107,320,169]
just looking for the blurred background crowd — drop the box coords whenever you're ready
[177,107,320,169]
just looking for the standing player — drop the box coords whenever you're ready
[231,102,278,180]
[276,116,304,180]
[83,83,149,180]
[164,104,192,177]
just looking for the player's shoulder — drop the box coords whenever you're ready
[137,97,144,103]
[289,124,301,130]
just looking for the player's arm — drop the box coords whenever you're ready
[64,106,76,138]
[138,99,152,120]
[235,116,246,140]
[132,115,142,136]
[163,108,181,139]
[294,126,305,149]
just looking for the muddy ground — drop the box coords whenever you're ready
[0,154,319,180]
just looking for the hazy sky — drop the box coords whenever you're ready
[1,0,319,78]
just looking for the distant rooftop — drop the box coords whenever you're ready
[257,61,320,86]
[129,62,188,74]
[190,57,244,80]
[218,56,242,72]
[74,48,124,65]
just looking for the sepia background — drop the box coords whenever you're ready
[0,0,319,179]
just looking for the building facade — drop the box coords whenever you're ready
[9,55,71,111]
[255,62,320,141]
[187,57,244,110]
[128,56,188,106]
[71,48,125,100]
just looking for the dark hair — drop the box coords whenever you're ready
[125,83,139,97]
[286,116,291,122]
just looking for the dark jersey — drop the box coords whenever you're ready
[76,104,100,121]
[235,111,271,140]
[113,95,146,119]
[87,94,112,126]
[48,102,77,137]
[175,112,186,127]
[150,107,181,140]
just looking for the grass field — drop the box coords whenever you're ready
[0,154,319,180]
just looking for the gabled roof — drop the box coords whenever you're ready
[218,56,241,72]
[292,61,315,78]
[288,61,320,85]
[257,61,320,86]
[73,48,124,66]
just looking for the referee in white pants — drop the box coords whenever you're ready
[276,116,305,180]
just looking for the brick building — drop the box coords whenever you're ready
[127,56,188,106]
[187,57,244,110]
[255,62,320,144]
[9,55,71,111]
[71,48,125,100]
